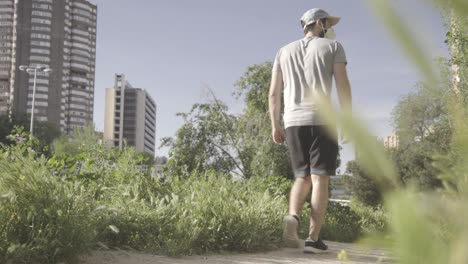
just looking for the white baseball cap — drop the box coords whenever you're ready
[300,8,341,29]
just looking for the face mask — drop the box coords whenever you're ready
[325,28,336,40]
[318,21,329,38]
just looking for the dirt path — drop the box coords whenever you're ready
[79,241,391,264]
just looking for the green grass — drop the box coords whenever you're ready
[0,138,376,263]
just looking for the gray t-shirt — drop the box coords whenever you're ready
[272,37,347,128]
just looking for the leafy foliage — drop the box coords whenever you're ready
[345,160,383,207]
[0,113,61,147]
[162,63,294,179]
[161,101,246,178]
[350,1,468,263]
[0,135,95,263]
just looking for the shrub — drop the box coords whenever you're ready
[350,200,387,234]
[0,150,95,263]
[297,202,361,243]
[94,173,287,256]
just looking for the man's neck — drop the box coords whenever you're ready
[304,32,321,38]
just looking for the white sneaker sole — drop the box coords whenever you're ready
[282,216,300,248]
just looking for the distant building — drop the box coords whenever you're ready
[330,175,350,199]
[384,132,399,149]
[0,0,98,133]
[104,74,156,155]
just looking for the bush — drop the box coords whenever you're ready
[0,130,374,263]
[350,200,387,234]
[297,202,362,243]
[94,173,287,256]
[322,202,362,242]
[0,150,95,263]
[0,134,290,262]
[345,160,384,207]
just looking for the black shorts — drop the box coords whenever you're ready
[285,126,338,178]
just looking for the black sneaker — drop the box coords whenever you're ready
[303,238,328,253]
[282,215,300,248]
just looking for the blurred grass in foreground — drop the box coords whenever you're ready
[316,0,468,263]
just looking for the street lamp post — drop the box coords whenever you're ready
[19,65,52,139]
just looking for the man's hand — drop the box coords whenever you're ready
[272,128,286,144]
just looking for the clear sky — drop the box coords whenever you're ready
[90,0,448,172]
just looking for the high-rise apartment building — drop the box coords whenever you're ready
[0,0,97,133]
[104,74,157,156]
[384,131,399,149]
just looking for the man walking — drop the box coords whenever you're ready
[268,8,352,253]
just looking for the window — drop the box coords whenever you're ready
[31,40,50,47]
[73,8,91,18]
[32,10,52,17]
[28,93,48,99]
[32,3,52,10]
[28,85,48,93]
[32,0,53,3]
[32,26,51,32]
[29,55,50,62]
[71,56,89,63]
[30,63,49,68]
[72,42,90,50]
[27,101,48,107]
[70,103,86,110]
[73,2,92,12]
[31,33,50,39]
[31,18,51,25]
[31,48,50,55]
[72,35,89,43]
[72,28,89,37]
[0,8,13,12]
[71,48,90,57]
[73,15,89,24]
[72,97,88,104]
[0,21,12,26]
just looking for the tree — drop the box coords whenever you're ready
[0,113,61,147]
[161,101,248,178]
[163,62,345,180]
[391,82,450,190]
[445,14,468,104]
[0,114,13,144]
[235,62,294,179]
[345,160,383,207]
[52,124,100,156]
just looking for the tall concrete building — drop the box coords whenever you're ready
[384,131,399,149]
[0,0,97,133]
[104,74,157,156]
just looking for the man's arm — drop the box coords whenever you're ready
[334,63,352,112]
[334,63,352,143]
[268,70,285,144]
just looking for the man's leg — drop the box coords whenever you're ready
[289,176,312,216]
[283,176,312,248]
[308,174,330,241]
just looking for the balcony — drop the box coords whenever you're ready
[71,28,89,37]
[70,62,89,73]
[72,15,90,25]
[0,70,9,78]
[70,76,89,84]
